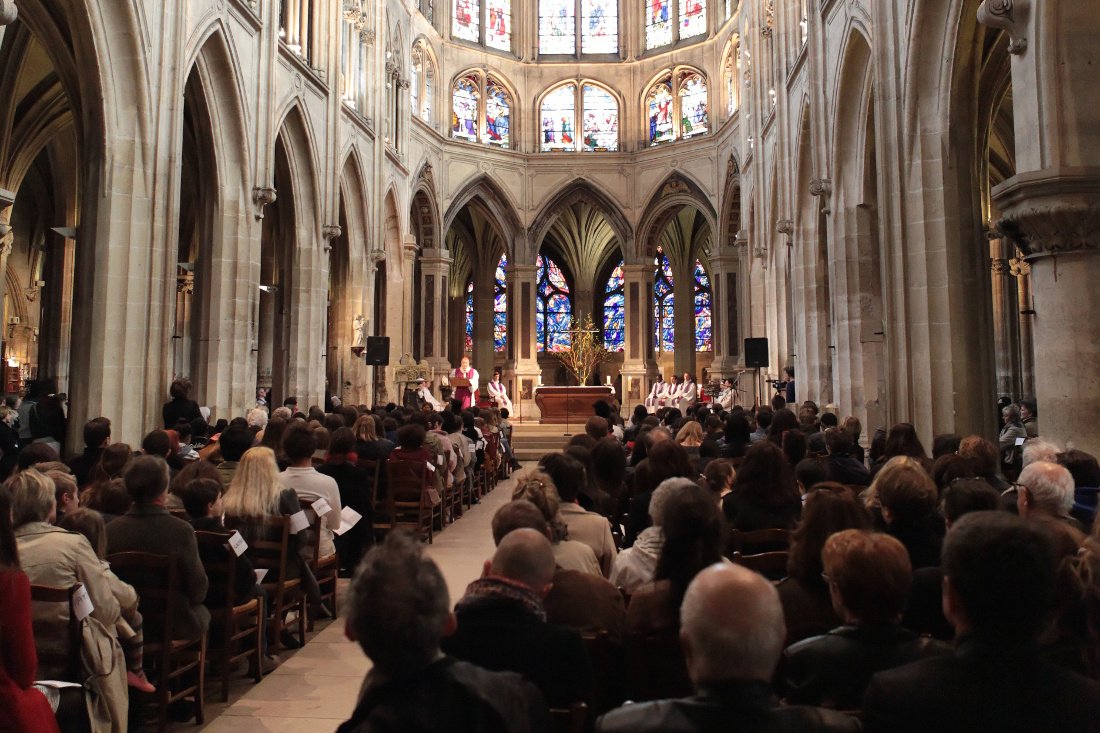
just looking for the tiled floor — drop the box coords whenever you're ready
[195,477,517,732]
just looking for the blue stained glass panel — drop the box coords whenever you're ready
[581,0,618,53]
[647,82,674,145]
[486,0,511,50]
[603,261,625,352]
[453,0,480,41]
[582,85,618,151]
[539,0,576,54]
[452,76,480,142]
[654,248,675,351]
[541,84,577,151]
[494,254,507,352]
[694,259,712,351]
[485,79,511,147]
[679,0,706,39]
[679,72,708,138]
[536,254,572,352]
[645,0,672,48]
[465,280,474,352]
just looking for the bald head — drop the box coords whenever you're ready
[491,528,557,593]
[679,563,785,684]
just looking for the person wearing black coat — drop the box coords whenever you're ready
[162,378,202,429]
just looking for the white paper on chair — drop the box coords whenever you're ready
[227,530,248,557]
[288,510,310,534]
[35,680,83,689]
[425,462,436,473]
[437,454,444,466]
[254,568,269,583]
[72,585,94,621]
[311,497,332,516]
[334,506,363,536]
[1015,437,1026,446]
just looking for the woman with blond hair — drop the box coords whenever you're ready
[512,468,602,576]
[352,414,394,461]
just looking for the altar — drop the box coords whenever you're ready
[533,385,616,424]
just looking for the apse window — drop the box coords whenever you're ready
[539,0,619,56]
[540,82,620,152]
[645,0,706,51]
[451,71,513,147]
[453,0,512,51]
[645,68,708,145]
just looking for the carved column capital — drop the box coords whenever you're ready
[977,0,1029,54]
[322,224,343,240]
[0,0,18,26]
[990,257,1011,274]
[252,187,277,220]
[810,178,831,198]
[776,219,794,236]
[1009,257,1031,277]
[992,168,1100,260]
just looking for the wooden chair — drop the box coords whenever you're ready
[731,550,790,582]
[29,583,89,732]
[194,530,264,701]
[386,460,438,543]
[549,702,588,733]
[624,631,692,703]
[581,630,620,716]
[224,515,307,652]
[297,498,340,631]
[356,458,381,515]
[728,527,790,555]
[107,551,207,731]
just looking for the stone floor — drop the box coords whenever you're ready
[192,476,517,732]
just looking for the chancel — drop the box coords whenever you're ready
[1,0,1099,730]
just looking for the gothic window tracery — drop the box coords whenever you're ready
[451,71,512,147]
[694,259,713,351]
[539,0,618,56]
[645,68,708,145]
[410,41,436,124]
[540,82,619,152]
[453,0,511,51]
[603,260,625,352]
[536,254,572,352]
[654,247,675,352]
[645,0,705,51]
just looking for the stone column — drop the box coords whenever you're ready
[983,0,1100,450]
[988,232,1020,398]
[0,189,14,363]
[506,262,540,421]
[672,261,696,379]
[619,263,657,408]
[707,250,741,380]
[1011,257,1035,399]
[419,247,453,381]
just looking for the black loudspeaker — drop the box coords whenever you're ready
[744,337,770,368]
[365,336,390,366]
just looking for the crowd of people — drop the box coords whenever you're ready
[3,375,1100,731]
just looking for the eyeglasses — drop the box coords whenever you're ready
[1010,482,1029,494]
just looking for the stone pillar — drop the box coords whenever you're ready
[672,261,696,379]
[983,0,1100,450]
[419,247,453,382]
[0,188,14,363]
[506,262,540,421]
[707,250,741,380]
[989,233,1020,398]
[1011,257,1035,399]
[619,263,657,408]
[471,257,495,377]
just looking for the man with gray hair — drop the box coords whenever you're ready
[597,563,859,732]
[338,531,547,733]
[1021,438,1060,468]
[610,477,693,592]
[1015,460,1079,528]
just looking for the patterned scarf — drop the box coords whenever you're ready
[455,576,546,622]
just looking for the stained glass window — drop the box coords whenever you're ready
[541,84,577,152]
[724,45,736,116]
[679,71,708,138]
[582,84,618,151]
[603,260,625,352]
[465,279,474,352]
[411,51,420,115]
[679,0,705,38]
[647,81,674,145]
[453,0,480,41]
[654,247,675,352]
[581,0,617,53]
[645,0,672,49]
[536,254,572,352]
[452,75,480,142]
[485,0,511,51]
[539,0,575,54]
[423,64,434,122]
[693,259,712,351]
[494,254,508,352]
[485,77,511,146]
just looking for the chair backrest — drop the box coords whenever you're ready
[224,514,293,589]
[357,458,381,510]
[194,530,238,613]
[29,582,83,681]
[624,631,692,702]
[297,497,324,566]
[387,459,429,506]
[549,702,588,733]
[728,527,790,554]
[107,551,179,647]
[731,550,789,581]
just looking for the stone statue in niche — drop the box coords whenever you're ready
[353,314,366,347]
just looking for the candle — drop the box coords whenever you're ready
[537,375,543,386]
[606,375,611,384]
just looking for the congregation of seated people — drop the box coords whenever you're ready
[4,377,1100,732]
[0,377,519,731]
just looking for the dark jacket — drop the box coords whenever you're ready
[105,503,211,638]
[67,446,104,488]
[544,567,626,644]
[902,566,952,640]
[162,398,202,430]
[776,576,840,646]
[442,593,592,707]
[781,623,951,709]
[596,680,860,733]
[722,490,801,533]
[336,656,548,733]
[862,636,1100,732]
[826,453,871,487]
[884,519,943,570]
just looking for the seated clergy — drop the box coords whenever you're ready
[781,530,950,709]
[442,528,593,708]
[645,375,670,413]
[597,563,860,733]
[861,512,1100,732]
[338,532,547,733]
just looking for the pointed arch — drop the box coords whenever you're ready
[275,103,322,233]
[529,179,632,262]
[635,172,718,262]
[443,174,523,258]
[410,163,441,252]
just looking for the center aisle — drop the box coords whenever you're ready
[198,475,519,733]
